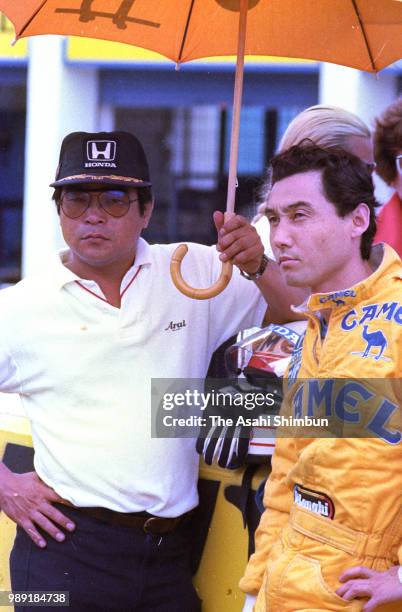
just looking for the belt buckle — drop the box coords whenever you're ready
[143,517,162,534]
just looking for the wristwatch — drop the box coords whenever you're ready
[240,254,269,281]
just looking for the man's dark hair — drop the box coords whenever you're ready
[52,186,153,216]
[268,144,379,259]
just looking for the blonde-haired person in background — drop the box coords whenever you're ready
[254,104,374,234]
[373,97,402,257]
[279,104,372,154]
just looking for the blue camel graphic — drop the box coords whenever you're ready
[361,325,387,360]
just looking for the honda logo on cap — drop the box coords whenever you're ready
[87,140,116,161]
[85,140,117,168]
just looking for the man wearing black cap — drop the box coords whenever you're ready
[0,130,287,610]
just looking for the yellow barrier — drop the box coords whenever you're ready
[0,416,32,612]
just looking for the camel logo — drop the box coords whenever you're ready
[319,290,356,307]
[351,325,390,361]
[55,1,160,31]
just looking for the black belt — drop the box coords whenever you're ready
[67,505,191,534]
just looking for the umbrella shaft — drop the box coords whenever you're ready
[226,0,248,214]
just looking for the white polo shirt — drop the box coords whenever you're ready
[0,239,265,516]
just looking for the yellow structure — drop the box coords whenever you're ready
[0,16,27,59]
[0,416,32,612]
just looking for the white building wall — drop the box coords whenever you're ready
[319,63,397,127]
[22,37,99,276]
[319,63,398,204]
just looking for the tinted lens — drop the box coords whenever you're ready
[60,190,131,218]
[61,191,90,218]
[99,191,130,217]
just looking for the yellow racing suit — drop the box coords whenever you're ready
[240,244,402,611]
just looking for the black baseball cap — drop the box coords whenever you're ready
[50,131,151,188]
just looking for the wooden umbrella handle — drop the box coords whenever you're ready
[170,245,233,300]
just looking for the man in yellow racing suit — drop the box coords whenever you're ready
[240,144,402,611]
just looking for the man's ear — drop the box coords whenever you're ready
[350,202,370,238]
[143,200,154,229]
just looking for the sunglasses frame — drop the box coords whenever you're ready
[60,189,138,219]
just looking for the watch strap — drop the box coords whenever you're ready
[240,254,269,281]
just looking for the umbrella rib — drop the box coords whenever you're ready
[178,0,196,63]
[350,0,376,71]
[18,0,49,38]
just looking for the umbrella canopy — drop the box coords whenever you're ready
[2,0,402,299]
[1,0,402,72]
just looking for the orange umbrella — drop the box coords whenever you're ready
[3,1,402,70]
[2,0,402,298]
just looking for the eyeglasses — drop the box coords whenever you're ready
[396,155,402,174]
[60,190,138,219]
